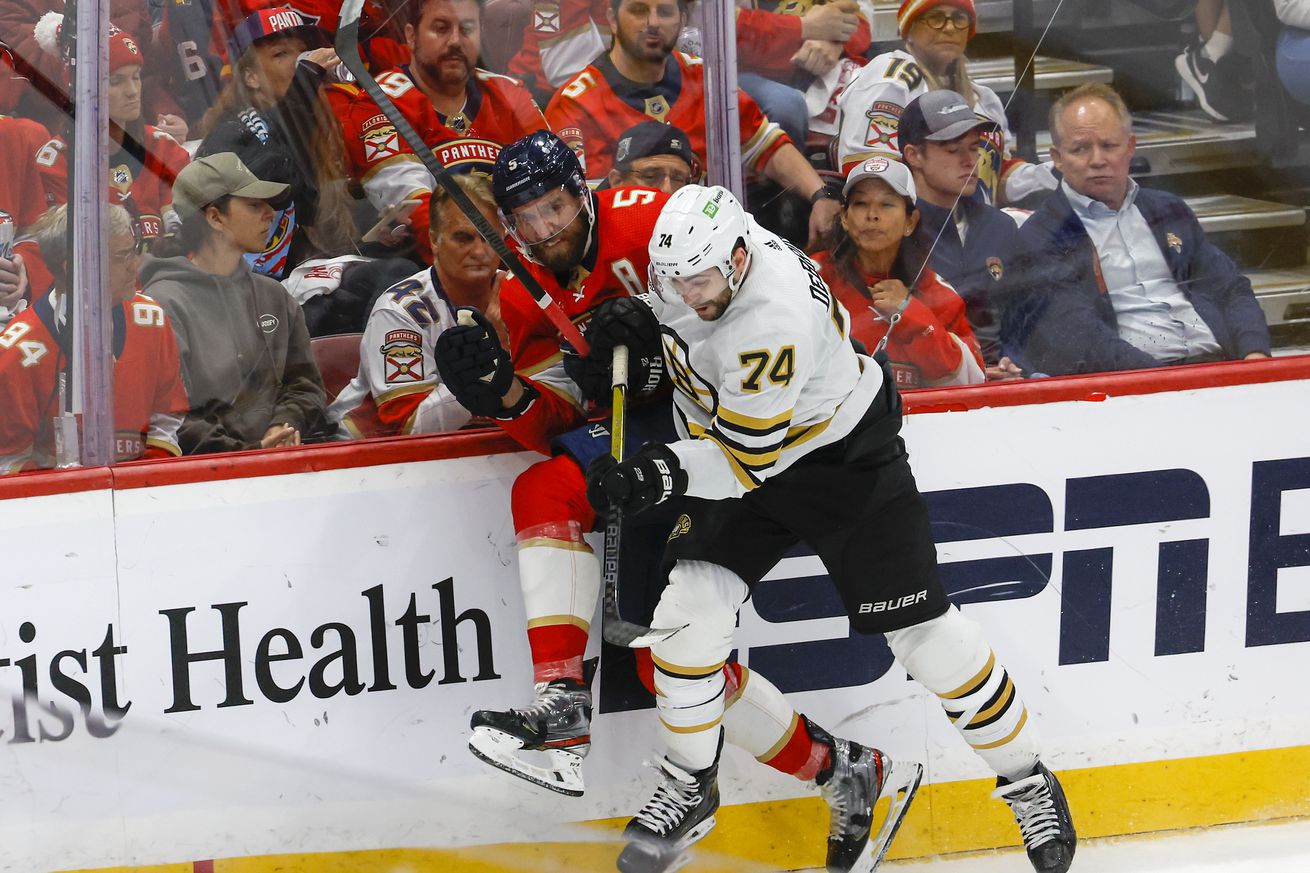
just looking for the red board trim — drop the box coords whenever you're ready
[1,357,1305,502]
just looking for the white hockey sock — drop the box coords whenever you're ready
[650,560,748,771]
[722,666,795,758]
[655,666,726,772]
[517,534,600,635]
[886,606,1039,782]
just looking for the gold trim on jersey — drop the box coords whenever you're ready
[525,614,592,632]
[742,124,786,170]
[781,414,835,452]
[703,431,762,491]
[517,350,565,378]
[374,382,434,406]
[715,404,793,432]
[144,437,182,457]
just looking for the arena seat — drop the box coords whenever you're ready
[310,333,363,404]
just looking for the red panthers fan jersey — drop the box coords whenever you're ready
[498,186,669,454]
[507,0,608,94]
[37,125,191,246]
[546,52,790,187]
[0,291,189,473]
[328,266,473,440]
[0,114,53,228]
[814,252,984,389]
[329,67,547,213]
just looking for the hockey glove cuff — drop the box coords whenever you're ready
[566,296,666,404]
[585,444,687,519]
[435,307,517,418]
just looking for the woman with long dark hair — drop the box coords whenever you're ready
[194,7,357,277]
[814,157,985,389]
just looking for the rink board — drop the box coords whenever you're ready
[0,362,1308,873]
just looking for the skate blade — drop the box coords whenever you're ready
[853,759,922,873]
[468,725,586,797]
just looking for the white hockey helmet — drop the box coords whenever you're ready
[648,185,752,301]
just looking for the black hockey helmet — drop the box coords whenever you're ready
[492,129,588,215]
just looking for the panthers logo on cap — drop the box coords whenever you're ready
[864,157,891,173]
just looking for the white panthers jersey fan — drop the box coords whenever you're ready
[329,267,473,439]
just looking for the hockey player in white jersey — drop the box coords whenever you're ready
[835,0,1056,206]
[586,185,1077,873]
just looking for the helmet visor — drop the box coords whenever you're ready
[502,186,585,246]
[649,262,729,309]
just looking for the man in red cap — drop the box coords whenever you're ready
[33,18,191,251]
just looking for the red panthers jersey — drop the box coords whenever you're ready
[0,291,189,473]
[37,125,190,246]
[0,114,53,228]
[546,52,790,186]
[329,66,547,212]
[497,186,669,453]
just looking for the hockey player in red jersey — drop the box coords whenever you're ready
[328,0,546,256]
[432,134,920,873]
[33,19,190,249]
[0,204,187,473]
[545,0,842,246]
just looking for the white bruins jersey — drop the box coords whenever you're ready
[650,220,885,501]
[835,48,1056,205]
[329,267,472,439]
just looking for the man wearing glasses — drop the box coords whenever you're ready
[605,121,698,194]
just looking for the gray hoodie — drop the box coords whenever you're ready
[140,255,325,454]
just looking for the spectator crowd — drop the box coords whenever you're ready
[0,0,1283,472]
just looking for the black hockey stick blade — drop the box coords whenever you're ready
[334,0,589,355]
[599,345,686,648]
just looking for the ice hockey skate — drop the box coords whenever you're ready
[616,748,720,873]
[467,677,592,797]
[814,726,922,873]
[993,762,1077,873]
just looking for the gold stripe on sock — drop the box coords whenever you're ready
[971,708,1029,750]
[942,650,996,699]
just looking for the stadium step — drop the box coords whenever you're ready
[1036,110,1259,177]
[968,55,1114,94]
[1247,266,1310,332]
[1188,195,1309,270]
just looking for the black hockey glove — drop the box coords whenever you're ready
[564,296,665,405]
[585,444,687,519]
[434,307,525,418]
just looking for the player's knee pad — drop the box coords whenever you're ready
[886,606,1036,779]
[511,454,593,534]
[650,560,749,676]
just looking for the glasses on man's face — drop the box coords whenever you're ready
[631,167,692,189]
[109,247,140,266]
[921,9,972,30]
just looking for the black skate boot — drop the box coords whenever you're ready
[993,762,1077,873]
[810,717,922,873]
[616,738,721,873]
[468,676,592,796]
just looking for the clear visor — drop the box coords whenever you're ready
[648,262,730,308]
[502,186,584,246]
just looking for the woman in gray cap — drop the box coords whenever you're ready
[141,152,326,454]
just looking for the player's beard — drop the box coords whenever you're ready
[528,212,590,277]
[615,26,679,65]
[692,287,733,321]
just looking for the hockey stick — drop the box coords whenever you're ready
[334,0,590,355]
[600,345,686,648]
